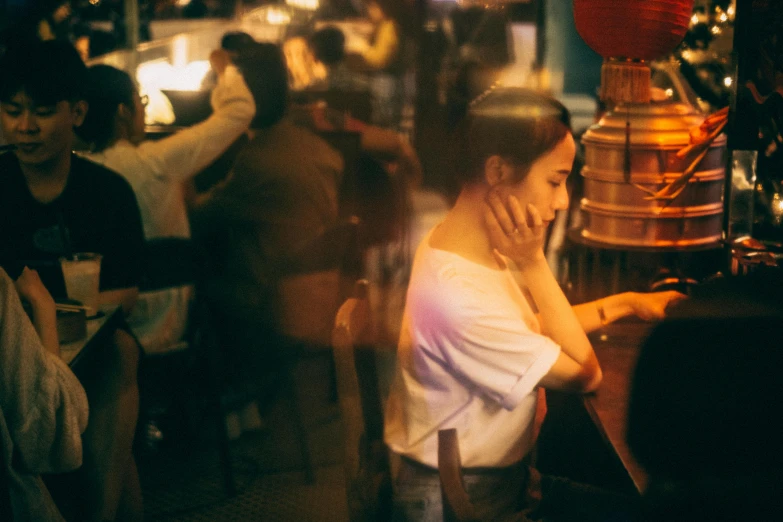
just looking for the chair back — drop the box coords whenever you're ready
[438,428,479,522]
[332,280,392,522]
[276,217,362,347]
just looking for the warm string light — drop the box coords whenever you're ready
[285,0,319,10]
[468,82,501,109]
[266,7,292,25]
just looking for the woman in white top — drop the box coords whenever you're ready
[75,49,255,354]
[384,88,684,521]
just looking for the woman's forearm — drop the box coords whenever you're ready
[572,292,635,334]
[521,257,596,367]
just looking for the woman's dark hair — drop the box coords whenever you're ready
[309,26,345,66]
[235,42,288,129]
[455,87,571,186]
[220,31,255,55]
[76,65,135,151]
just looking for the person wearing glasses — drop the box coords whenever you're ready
[75,48,255,356]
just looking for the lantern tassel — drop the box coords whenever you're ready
[600,59,651,105]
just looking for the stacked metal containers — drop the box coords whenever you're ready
[580,102,727,247]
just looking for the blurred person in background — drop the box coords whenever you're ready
[76,45,255,445]
[1,0,90,61]
[191,42,344,435]
[76,48,255,356]
[308,25,370,93]
[349,0,405,128]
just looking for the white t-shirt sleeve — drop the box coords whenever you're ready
[135,65,255,182]
[419,273,561,411]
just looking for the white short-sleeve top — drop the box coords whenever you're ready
[384,229,561,468]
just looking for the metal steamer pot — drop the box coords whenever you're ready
[580,102,727,248]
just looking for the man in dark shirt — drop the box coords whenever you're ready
[0,153,145,300]
[0,40,143,521]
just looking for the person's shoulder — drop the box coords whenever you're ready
[409,243,498,312]
[0,266,12,289]
[71,154,136,195]
[282,120,344,164]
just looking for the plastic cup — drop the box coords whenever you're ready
[60,253,102,316]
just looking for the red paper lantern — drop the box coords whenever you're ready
[573,0,695,61]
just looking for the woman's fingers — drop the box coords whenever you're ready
[486,191,516,236]
[663,291,688,309]
[484,206,511,247]
[507,196,527,233]
[526,203,544,229]
[508,197,543,236]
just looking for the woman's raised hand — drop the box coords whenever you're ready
[209,49,231,76]
[484,191,547,268]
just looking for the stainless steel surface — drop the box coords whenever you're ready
[580,101,727,247]
[730,248,783,275]
[582,102,724,148]
[580,209,723,247]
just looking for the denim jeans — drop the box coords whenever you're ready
[392,456,639,522]
[392,456,530,522]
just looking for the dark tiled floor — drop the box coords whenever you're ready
[138,357,349,522]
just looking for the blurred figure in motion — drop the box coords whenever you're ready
[191,42,344,430]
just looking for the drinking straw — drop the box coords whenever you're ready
[56,212,75,260]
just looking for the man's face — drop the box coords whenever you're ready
[0,91,86,169]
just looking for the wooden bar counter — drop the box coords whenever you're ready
[584,319,654,493]
[537,318,655,496]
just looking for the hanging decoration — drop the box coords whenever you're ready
[573,0,695,104]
